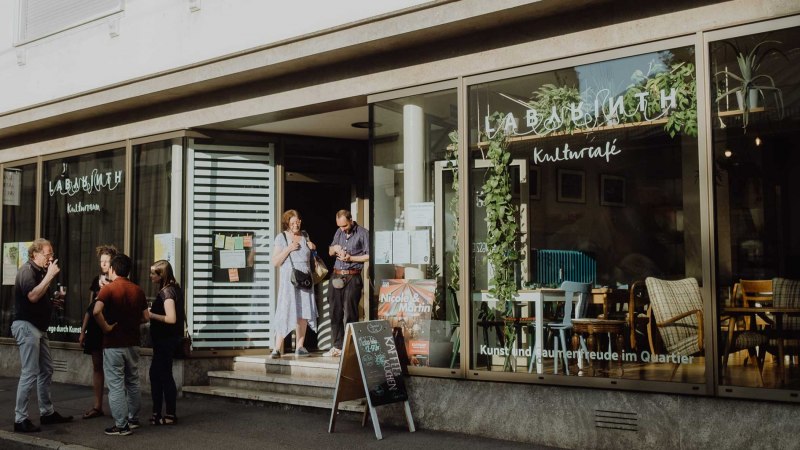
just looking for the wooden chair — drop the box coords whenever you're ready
[738,279,773,306]
[644,277,704,381]
[739,279,773,329]
[763,278,800,375]
[627,280,651,352]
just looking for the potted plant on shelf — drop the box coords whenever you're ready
[715,40,785,129]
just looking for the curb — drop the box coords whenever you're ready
[0,430,95,450]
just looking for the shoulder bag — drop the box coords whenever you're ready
[302,231,328,284]
[283,233,313,289]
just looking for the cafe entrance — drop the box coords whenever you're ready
[281,134,369,352]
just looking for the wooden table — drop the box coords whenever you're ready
[571,319,626,376]
[722,306,800,384]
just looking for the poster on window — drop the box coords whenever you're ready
[377,279,435,366]
[2,242,19,285]
[154,233,176,267]
[3,169,21,206]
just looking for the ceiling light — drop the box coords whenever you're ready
[351,122,381,129]
[755,136,762,147]
[724,149,732,158]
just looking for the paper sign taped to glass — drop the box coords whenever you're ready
[377,279,435,367]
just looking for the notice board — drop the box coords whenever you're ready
[211,230,255,283]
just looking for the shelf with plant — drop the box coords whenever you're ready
[715,39,785,129]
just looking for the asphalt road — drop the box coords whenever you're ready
[0,377,556,450]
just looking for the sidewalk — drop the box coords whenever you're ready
[0,377,556,450]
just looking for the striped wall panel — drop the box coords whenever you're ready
[187,145,276,349]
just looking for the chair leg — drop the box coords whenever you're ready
[553,336,560,374]
[528,328,537,374]
[749,348,764,387]
[560,329,569,376]
[449,329,460,369]
[668,363,680,382]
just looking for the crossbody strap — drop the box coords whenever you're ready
[282,232,297,269]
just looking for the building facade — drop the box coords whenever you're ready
[1,1,800,448]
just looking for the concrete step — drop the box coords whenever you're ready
[234,354,341,379]
[182,385,366,413]
[208,371,335,398]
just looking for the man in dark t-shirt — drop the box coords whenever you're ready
[93,254,148,436]
[11,238,73,433]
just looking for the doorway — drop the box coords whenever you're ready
[282,136,368,351]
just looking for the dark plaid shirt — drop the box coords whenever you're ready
[330,222,369,270]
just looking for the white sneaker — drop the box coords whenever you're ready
[322,348,341,357]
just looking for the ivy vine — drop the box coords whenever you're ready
[482,113,520,370]
[445,131,460,294]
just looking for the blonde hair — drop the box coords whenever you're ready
[151,260,179,290]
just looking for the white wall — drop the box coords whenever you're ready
[0,0,429,114]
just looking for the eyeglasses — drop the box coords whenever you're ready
[39,253,54,258]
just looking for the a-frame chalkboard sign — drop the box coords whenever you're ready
[328,320,415,440]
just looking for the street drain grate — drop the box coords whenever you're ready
[594,409,638,431]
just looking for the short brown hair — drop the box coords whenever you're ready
[281,209,301,231]
[95,244,118,259]
[28,238,52,259]
[335,209,352,220]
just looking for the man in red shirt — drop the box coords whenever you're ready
[93,254,148,436]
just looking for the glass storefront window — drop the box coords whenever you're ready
[468,46,704,382]
[1,163,38,337]
[712,27,800,390]
[132,139,181,291]
[41,148,126,342]
[371,88,460,369]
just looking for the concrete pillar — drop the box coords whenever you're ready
[403,103,425,279]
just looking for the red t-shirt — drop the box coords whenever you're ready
[96,277,147,348]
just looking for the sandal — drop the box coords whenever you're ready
[150,413,162,425]
[82,408,104,420]
[160,414,177,425]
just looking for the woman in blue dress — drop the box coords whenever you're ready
[271,209,318,358]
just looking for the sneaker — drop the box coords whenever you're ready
[13,419,41,433]
[40,411,73,425]
[128,419,141,429]
[295,347,309,357]
[104,424,132,436]
[322,347,341,357]
[270,349,281,359]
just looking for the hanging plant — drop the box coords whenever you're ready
[445,131,460,294]
[623,61,698,138]
[481,113,520,371]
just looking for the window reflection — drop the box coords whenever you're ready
[371,89,461,369]
[1,164,38,337]
[41,149,126,343]
[712,27,800,390]
[468,46,704,382]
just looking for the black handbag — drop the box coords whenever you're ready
[174,336,192,359]
[283,233,312,289]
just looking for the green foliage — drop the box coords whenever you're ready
[481,115,520,371]
[528,84,582,134]
[445,131,460,293]
[623,61,698,138]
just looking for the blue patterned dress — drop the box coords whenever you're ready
[273,232,318,341]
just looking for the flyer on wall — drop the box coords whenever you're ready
[377,279,435,366]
